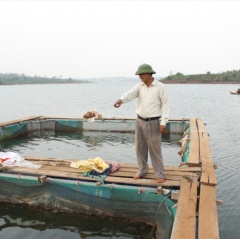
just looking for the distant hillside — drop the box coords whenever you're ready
[0,73,89,85]
[160,70,240,84]
[0,73,139,85]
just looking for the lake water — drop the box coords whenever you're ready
[0,81,240,239]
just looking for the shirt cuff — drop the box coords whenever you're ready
[160,118,168,126]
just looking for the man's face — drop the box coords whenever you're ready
[139,73,152,82]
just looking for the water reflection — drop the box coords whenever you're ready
[0,203,151,239]
[0,131,182,165]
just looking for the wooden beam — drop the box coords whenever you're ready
[2,166,180,187]
[199,132,217,185]
[23,156,201,172]
[197,118,207,133]
[120,163,201,172]
[29,164,191,181]
[171,191,224,206]
[170,177,198,239]
[40,116,189,121]
[187,118,200,165]
[198,184,220,239]
[0,116,41,127]
[24,156,73,163]
[190,118,198,133]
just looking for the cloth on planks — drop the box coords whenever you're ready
[0,151,41,169]
[70,157,110,173]
[70,157,120,175]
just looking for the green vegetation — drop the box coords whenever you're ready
[0,73,89,85]
[160,69,240,83]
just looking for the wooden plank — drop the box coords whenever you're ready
[40,116,189,121]
[165,166,201,172]
[199,132,217,185]
[15,163,183,180]
[197,118,207,133]
[187,133,200,165]
[24,156,74,163]
[201,161,217,185]
[2,159,199,182]
[40,116,136,121]
[197,118,219,238]
[190,118,198,133]
[104,171,194,181]
[171,191,224,206]
[18,161,200,179]
[111,171,198,180]
[105,176,181,187]
[120,163,201,172]
[0,116,42,127]
[117,167,200,175]
[1,166,180,187]
[198,184,220,239]
[23,160,71,167]
[170,177,198,239]
[29,163,198,178]
[198,119,216,185]
[23,156,202,172]
[187,118,200,165]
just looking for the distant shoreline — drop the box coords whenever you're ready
[1,81,239,86]
[161,81,240,84]
[0,82,91,86]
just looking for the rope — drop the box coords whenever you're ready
[147,193,171,238]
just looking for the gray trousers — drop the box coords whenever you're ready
[135,118,165,179]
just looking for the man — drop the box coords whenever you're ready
[113,63,169,184]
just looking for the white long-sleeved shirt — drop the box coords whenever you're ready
[120,80,170,126]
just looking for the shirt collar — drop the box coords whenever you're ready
[140,78,156,86]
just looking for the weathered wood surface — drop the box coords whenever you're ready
[1,156,201,188]
[187,118,200,165]
[197,119,217,186]
[170,177,198,239]
[24,156,201,172]
[196,119,219,238]
[198,184,220,239]
[171,118,219,238]
[170,191,223,206]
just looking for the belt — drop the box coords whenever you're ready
[137,115,160,121]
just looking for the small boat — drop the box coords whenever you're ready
[0,116,220,238]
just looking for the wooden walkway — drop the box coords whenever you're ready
[0,117,220,239]
[171,118,220,239]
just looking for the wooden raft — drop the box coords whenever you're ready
[1,155,200,188]
[171,118,220,239]
[0,117,220,238]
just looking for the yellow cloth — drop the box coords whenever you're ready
[76,157,109,173]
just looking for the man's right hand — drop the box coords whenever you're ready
[114,99,123,108]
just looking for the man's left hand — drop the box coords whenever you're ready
[160,125,166,134]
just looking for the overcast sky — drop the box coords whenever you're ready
[0,1,240,79]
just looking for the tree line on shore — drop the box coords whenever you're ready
[1,69,240,85]
[160,69,240,83]
[0,73,89,85]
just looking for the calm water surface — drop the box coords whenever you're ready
[0,81,240,239]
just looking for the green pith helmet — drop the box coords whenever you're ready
[135,63,156,75]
